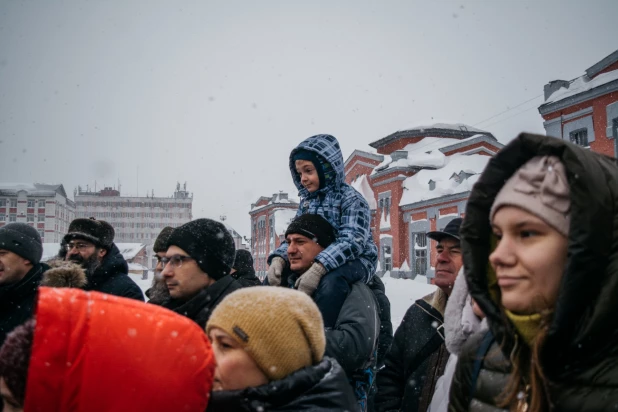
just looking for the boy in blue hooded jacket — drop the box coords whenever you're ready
[267,134,378,327]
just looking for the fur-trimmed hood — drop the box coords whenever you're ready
[443,269,486,355]
[41,260,87,289]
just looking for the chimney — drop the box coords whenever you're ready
[391,150,408,161]
[544,80,570,100]
[279,192,288,200]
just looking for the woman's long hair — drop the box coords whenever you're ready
[496,309,554,412]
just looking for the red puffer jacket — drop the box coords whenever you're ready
[24,287,215,412]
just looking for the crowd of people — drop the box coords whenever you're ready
[1,131,618,411]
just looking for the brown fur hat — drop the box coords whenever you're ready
[64,217,115,250]
[40,260,88,289]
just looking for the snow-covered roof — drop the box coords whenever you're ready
[399,153,490,206]
[544,69,618,104]
[116,243,146,260]
[251,192,299,212]
[351,175,377,209]
[0,183,67,198]
[396,123,488,134]
[273,208,298,236]
[344,149,384,168]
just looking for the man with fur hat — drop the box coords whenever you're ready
[375,217,464,412]
[230,249,261,287]
[61,217,143,301]
[152,218,242,328]
[145,226,174,304]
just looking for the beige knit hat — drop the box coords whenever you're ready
[490,155,570,236]
[206,287,325,381]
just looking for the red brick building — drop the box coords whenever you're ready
[249,192,298,279]
[539,49,618,157]
[345,124,503,281]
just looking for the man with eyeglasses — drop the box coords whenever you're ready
[151,218,242,328]
[144,226,174,304]
[0,223,45,346]
[62,217,143,301]
[375,217,463,412]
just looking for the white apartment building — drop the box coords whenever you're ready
[0,183,76,243]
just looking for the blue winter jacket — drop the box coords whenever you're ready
[269,134,378,281]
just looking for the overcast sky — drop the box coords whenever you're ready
[1,0,617,237]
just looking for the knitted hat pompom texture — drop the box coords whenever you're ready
[166,219,236,280]
[206,287,325,381]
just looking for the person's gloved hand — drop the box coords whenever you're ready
[295,262,327,296]
[267,257,286,286]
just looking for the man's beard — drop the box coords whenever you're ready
[67,253,101,277]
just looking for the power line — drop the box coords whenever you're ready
[473,94,544,127]
[480,105,540,130]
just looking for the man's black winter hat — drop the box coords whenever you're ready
[0,223,43,265]
[427,217,463,242]
[233,249,255,274]
[285,214,336,249]
[166,218,236,280]
[153,226,174,253]
[64,218,115,250]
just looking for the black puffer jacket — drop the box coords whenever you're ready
[207,357,357,411]
[0,263,46,345]
[450,133,618,411]
[158,275,242,329]
[375,290,449,412]
[82,244,144,301]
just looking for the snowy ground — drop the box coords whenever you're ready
[381,273,436,329]
[130,271,435,331]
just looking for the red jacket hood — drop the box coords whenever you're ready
[24,287,214,412]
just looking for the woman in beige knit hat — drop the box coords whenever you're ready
[205,286,357,411]
[449,133,618,411]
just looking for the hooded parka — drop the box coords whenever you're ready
[449,133,618,411]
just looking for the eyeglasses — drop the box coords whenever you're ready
[160,254,193,269]
[65,242,95,252]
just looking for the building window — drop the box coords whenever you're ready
[0,199,5,207]
[38,215,45,222]
[27,214,34,222]
[412,233,428,276]
[38,199,45,208]
[27,200,35,208]
[0,215,5,221]
[570,128,589,147]
[38,230,44,240]
[9,214,16,222]
[10,199,17,208]
[382,245,392,271]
